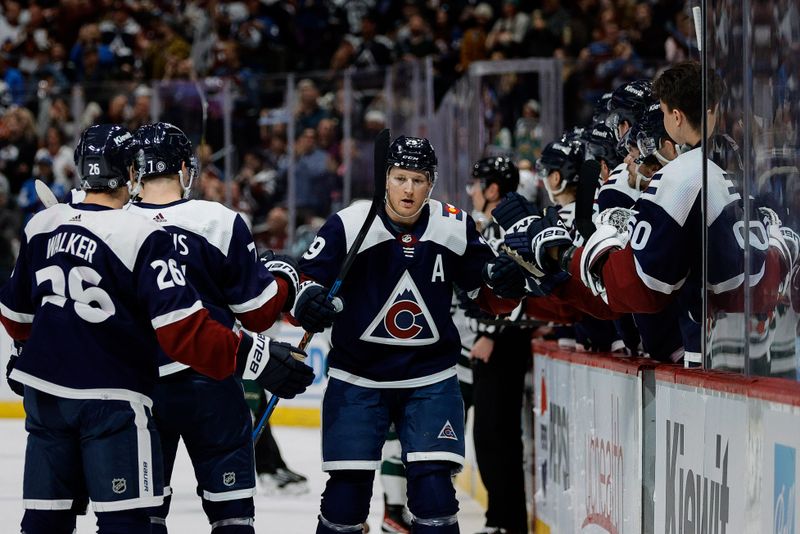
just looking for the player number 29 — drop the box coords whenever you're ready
[35,265,115,323]
[150,259,186,289]
[303,236,326,260]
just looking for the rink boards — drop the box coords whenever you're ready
[533,341,800,534]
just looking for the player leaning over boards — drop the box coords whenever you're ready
[292,136,518,534]
[126,122,313,534]
[0,124,310,534]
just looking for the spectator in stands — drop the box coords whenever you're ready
[99,93,129,125]
[520,0,570,58]
[486,0,530,56]
[295,78,329,132]
[35,126,75,188]
[127,85,152,131]
[458,4,493,73]
[0,172,19,283]
[0,106,37,193]
[396,14,438,61]
[253,205,289,254]
[352,12,395,70]
[293,126,334,222]
[16,153,67,225]
[628,3,668,60]
[316,117,341,168]
[144,18,190,80]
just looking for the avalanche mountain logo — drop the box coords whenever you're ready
[360,271,439,346]
[437,420,458,440]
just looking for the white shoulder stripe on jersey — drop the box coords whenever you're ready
[151,300,204,329]
[10,369,154,407]
[336,202,394,254]
[419,200,467,254]
[229,279,279,314]
[327,366,456,389]
[0,302,34,323]
[633,256,687,294]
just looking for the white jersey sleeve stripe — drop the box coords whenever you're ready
[228,279,279,314]
[151,300,204,329]
[634,256,687,294]
[0,302,34,323]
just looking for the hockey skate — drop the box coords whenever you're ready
[381,504,412,533]
[258,467,310,496]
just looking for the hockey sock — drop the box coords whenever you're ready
[317,470,374,533]
[203,497,255,533]
[406,462,459,533]
[20,509,77,534]
[95,509,151,534]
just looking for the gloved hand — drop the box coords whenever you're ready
[503,206,572,274]
[482,253,526,299]
[291,281,343,333]
[259,250,301,311]
[491,192,541,232]
[236,332,314,399]
[6,341,24,397]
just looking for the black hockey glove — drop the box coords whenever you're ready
[236,332,314,399]
[503,206,572,274]
[259,250,301,311]
[491,192,541,232]
[6,341,24,397]
[482,254,527,299]
[291,281,343,333]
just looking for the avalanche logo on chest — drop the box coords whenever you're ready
[360,271,439,346]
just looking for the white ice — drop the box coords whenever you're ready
[0,420,486,533]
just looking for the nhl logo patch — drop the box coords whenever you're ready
[360,271,439,346]
[112,478,127,494]
[223,472,236,487]
[437,420,458,441]
[401,234,413,244]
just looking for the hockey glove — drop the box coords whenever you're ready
[502,206,572,274]
[236,332,314,399]
[260,250,301,311]
[291,281,343,333]
[491,192,541,232]
[5,341,24,397]
[482,253,527,299]
[579,207,635,301]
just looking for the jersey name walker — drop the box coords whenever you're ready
[299,200,495,387]
[127,199,282,376]
[0,203,209,405]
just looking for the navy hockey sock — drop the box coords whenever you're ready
[406,462,459,533]
[95,509,151,534]
[202,497,255,533]
[20,509,77,534]
[317,470,374,533]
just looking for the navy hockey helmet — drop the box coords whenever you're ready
[471,156,520,197]
[536,138,584,185]
[133,122,196,180]
[584,123,622,168]
[387,135,437,181]
[606,80,654,140]
[74,124,138,191]
[633,101,672,164]
[591,92,613,123]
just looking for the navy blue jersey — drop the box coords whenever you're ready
[128,199,286,376]
[0,202,242,404]
[597,163,639,212]
[299,200,499,386]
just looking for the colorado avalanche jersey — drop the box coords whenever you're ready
[299,200,500,387]
[597,162,639,211]
[127,199,285,376]
[0,202,241,405]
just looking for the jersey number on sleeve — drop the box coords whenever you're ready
[35,265,115,323]
[303,236,326,260]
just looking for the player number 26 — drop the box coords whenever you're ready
[35,265,115,323]
[150,259,186,290]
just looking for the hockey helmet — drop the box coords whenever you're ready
[606,80,654,140]
[536,138,584,185]
[584,122,622,168]
[632,101,671,164]
[74,124,139,191]
[387,135,437,181]
[592,92,613,123]
[471,156,520,197]
[133,122,196,180]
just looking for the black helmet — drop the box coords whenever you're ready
[133,122,196,181]
[592,92,613,123]
[606,80,654,140]
[537,138,584,185]
[584,123,622,168]
[75,124,138,191]
[471,156,520,197]
[632,101,671,164]
[387,135,437,180]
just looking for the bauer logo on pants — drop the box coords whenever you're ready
[360,271,439,346]
[437,420,458,440]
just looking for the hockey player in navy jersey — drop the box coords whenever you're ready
[292,136,517,534]
[125,122,312,534]
[0,124,311,534]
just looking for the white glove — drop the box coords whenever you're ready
[579,208,635,301]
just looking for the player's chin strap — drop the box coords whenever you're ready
[178,167,195,199]
[543,176,567,204]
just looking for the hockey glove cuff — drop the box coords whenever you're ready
[482,253,527,299]
[260,251,301,311]
[236,332,314,399]
[291,281,343,333]
[6,342,24,397]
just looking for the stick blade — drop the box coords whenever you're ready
[34,179,58,208]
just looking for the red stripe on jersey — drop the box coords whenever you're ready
[236,277,289,332]
[156,308,238,380]
[597,246,672,314]
[476,285,520,315]
[0,315,31,340]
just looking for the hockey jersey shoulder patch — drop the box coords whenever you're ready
[420,200,467,255]
[360,270,440,346]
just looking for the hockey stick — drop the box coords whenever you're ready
[252,127,391,444]
[574,160,601,241]
[35,179,58,208]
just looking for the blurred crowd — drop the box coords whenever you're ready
[0,0,723,280]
